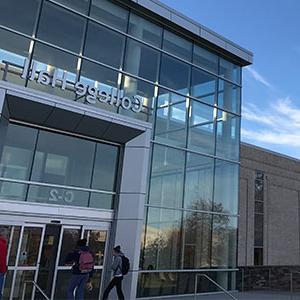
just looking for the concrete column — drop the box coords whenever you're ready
[113,128,151,299]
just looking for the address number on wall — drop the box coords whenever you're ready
[49,189,74,203]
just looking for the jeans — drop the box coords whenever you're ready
[0,273,4,300]
[102,276,124,300]
[67,273,89,300]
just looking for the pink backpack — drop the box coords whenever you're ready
[78,251,94,273]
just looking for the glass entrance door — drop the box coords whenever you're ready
[0,222,109,300]
[0,223,45,300]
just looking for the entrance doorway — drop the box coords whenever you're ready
[0,221,109,300]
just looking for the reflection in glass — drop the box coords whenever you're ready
[80,60,119,112]
[216,110,240,161]
[183,212,211,268]
[148,144,185,208]
[90,0,128,31]
[137,271,233,297]
[3,270,14,299]
[120,75,155,121]
[219,58,241,84]
[124,39,159,82]
[129,13,162,47]
[213,160,239,215]
[193,45,218,74]
[92,143,118,191]
[160,54,189,94]
[8,226,21,266]
[188,101,215,155]
[18,227,42,266]
[0,124,37,201]
[12,270,35,300]
[59,228,81,266]
[184,153,214,210]
[211,216,237,268]
[143,208,182,270]
[163,30,192,61]
[85,21,125,68]
[0,0,40,35]
[54,0,90,14]
[37,2,85,53]
[218,80,241,114]
[30,43,78,99]
[89,193,114,209]
[191,67,217,105]
[84,230,107,266]
[155,89,187,147]
[0,29,30,85]
[30,130,95,188]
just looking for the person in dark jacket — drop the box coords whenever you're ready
[0,228,8,300]
[102,245,125,300]
[65,238,94,300]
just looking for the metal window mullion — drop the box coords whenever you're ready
[87,142,98,208]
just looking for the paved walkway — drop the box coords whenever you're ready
[146,291,300,300]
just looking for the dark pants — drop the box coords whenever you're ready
[102,276,124,300]
[67,273,89,300]
[0,273,4,300]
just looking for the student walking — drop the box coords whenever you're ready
[102,245,129,300]
[0,228,7,300]
[65,238,94,300]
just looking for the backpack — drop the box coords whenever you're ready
[78,251,94,273]
[121,256,130,275]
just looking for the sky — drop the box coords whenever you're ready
[161,0,300,159]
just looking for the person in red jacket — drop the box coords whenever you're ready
[0,228,7,300]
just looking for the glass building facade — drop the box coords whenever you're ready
[0,0,251,298]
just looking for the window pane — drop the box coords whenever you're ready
[219,58,241,84]
[160,54,190,94]
[128,13,162,47]
[54,0,90,14]
[30,130,95,188]
[90,0,128,32]
[254,213,264,247]
[37,2,85,53]
[79,59,119,113]
[0,124,37,201]
[163,30,192,61]
[92,143,118,191]
[119,75,155,121]
[254,248,263,266]
[124,39,159,82]
[193,45,218,74]
[144,207,182,269]
[212,216,237,268]
[191,67,217,105]
[155,89,187,147]
[0,29,30,85]
[188,101,215,155]
[218,80,241,114]
[216,110,240,161]
[0,0,40,35]
[183,211,212,268]
[27,185,90,207]
[29,43,78,99]
[184,153,214,210]
[84,21,125,68]
[148,144,185,208]
[89,193,114,209]
[214,160,238,215]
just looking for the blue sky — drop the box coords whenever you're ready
[161,0,300,159]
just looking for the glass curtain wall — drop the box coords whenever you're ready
[0,0,242,297]
[0,123,119,209]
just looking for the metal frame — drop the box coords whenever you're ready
[194,274,237,300]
